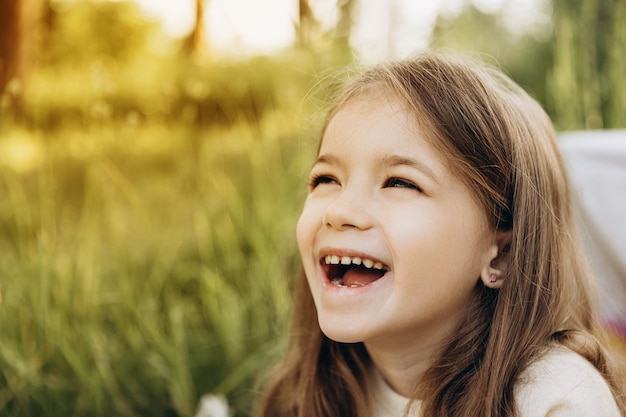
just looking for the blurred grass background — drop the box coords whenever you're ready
[0,0,624,415]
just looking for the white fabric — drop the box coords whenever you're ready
[370,369,420,416]
[371,346,620,417]
[515,345,621,416]
[559,130,626,332]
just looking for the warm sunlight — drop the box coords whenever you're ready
[132,0,547,60]
[133,0,298,56]
[2,0,624,415]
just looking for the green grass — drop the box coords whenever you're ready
[0,52,326,415]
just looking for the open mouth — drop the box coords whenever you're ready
[322,255,389,288]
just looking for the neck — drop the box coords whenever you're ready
[365,339,435,398]
[364,318,461,398]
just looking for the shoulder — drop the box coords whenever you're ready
[515,344,621,417]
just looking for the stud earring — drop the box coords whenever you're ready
[490,274,498,283]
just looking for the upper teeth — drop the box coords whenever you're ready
[324,255,386,270]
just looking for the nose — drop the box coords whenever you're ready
[323,189,374,231]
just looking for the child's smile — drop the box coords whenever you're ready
[260,52,624,417]
[321,251,389,288]
[296,92,499,349]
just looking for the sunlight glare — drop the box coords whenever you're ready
[133,0,195,37]
[207,0,298,56]
[131,0,546,59]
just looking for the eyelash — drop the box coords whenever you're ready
[384,177,422,192]
[309,174,422,193]
[309,174,337,189]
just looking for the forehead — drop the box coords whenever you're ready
[321,94,442,162]
[325,94,410,141]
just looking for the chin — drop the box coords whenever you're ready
[318,320,367,344]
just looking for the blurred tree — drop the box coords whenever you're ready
[431,4,552,110]
[39,0,158,65]
[296,0,320,49]
[334,0,355,58]
[432,5,511,57]
[183,0,210,61]
[0,0,43,119]
[20,0,164,128]
[0,0,22,97]
[549,0,626,129]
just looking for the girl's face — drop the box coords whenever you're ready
[296,94,498,348]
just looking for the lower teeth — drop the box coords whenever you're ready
[330,278,364,288]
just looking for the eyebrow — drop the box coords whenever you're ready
[313,154,342,168]
[380,155,440,184]
[313,154,440,184]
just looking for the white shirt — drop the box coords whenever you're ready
[371,345,621,416]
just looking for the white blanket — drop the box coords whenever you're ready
[559,130,626,332]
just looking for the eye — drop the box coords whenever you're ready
[309,174,338,189]
[384,177,422,192]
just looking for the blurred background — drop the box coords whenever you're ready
[0,0,624,416]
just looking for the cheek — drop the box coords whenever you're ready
[387,208,486,279]
[296,203,317,257]
[296,206,321,293]
[295,212,309,256]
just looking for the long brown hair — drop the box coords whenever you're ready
[256,51,626,417]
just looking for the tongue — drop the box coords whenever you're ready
[343,268,385,287]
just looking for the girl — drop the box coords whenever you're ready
[257,52,626,417]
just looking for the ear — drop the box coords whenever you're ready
[480,230,511,289]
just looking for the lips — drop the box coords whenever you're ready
[321,253,390,288]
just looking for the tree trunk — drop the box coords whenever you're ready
[297,0,317,49]
[0,0,41,120]
[0,0,22,97]
[184,0,209,60]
